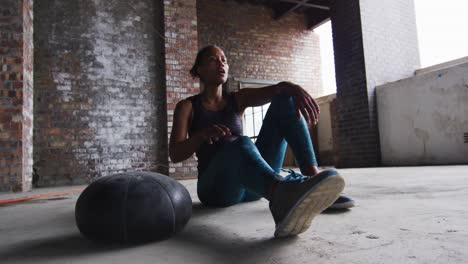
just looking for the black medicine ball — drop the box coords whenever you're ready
[75,171,192,243]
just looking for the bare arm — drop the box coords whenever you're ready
[233,83,284,112]
[233,81,320,125]
[169,99,233,163]
[169,99,204,163]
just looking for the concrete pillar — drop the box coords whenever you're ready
[0,0,33,192]
[330,0,420,167]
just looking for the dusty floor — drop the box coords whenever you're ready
[0,166,467,264]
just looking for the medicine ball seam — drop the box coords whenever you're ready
[153,179,176,236]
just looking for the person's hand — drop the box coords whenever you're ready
[279,82,320,126]
[200,124,232,144]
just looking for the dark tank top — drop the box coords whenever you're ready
[187,93,243,176]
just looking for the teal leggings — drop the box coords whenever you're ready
[197,95,318,207]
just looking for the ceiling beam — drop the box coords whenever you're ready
[279,0,330,10]
[305,7,330,29]
[273,0,308,20]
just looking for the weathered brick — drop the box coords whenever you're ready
[0,0,33,192]
[164,0,199,179]
[33,0,168,187]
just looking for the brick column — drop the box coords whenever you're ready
[34,0,167,186]
[330,0,420,167]
[0,0,33,192]
[164,0,199,179]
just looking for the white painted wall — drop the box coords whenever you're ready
[316,94,335,153]
[377,61,468,165]
[360,0,421,90]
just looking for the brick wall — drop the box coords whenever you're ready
[198,0,322,97]
[330,0,375,167]
[330,97,340,165]
[330,0,420,167]
[164,0,199,179]
[33,0,167,186]
[0,0,33,192]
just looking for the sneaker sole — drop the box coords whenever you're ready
[274,174,345,238]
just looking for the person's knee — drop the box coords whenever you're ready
[271,94,294,110]
[236,135,252,143]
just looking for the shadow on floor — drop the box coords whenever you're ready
[177,200,352,262]
[190,200,249,217]
[0,233,138,262]
[1,200,341,263]
[169,201,309,263]
[171,223,297,263]
[0,208,139,262]
[191,199,352,216]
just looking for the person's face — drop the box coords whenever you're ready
[197,47,229,86]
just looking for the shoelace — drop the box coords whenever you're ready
[280,168,308,182]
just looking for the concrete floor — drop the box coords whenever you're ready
[0,166,467,264]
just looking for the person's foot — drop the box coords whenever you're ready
[328,195,355,209]
[299,167,354,210]
[269,169,345,238]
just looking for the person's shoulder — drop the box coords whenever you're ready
[180,93,201,105]
[186,93,200,101]
[175,97,194,113]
